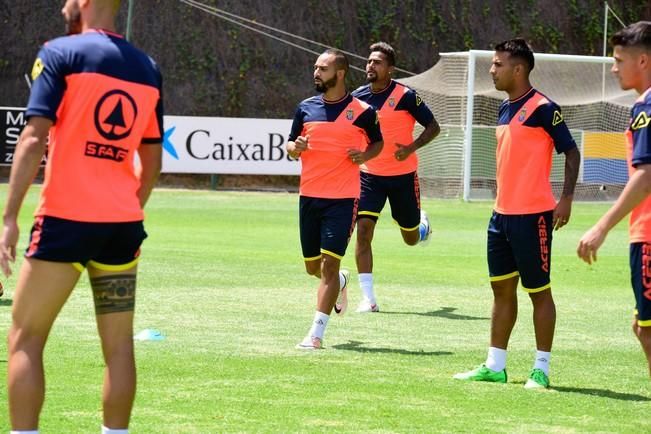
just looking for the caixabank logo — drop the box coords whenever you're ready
[161,116,298,175]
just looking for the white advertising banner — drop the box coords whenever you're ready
[1,107,300,175]
[162,115,300,175]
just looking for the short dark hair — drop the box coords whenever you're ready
[611,21,651,50]
[323,48,349,74]
[369,42,396,66]
[494,38,535,72]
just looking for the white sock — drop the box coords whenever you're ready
[338,271,346,290]
[358,273,375,303]
[485,346,507,372]
[533,350,551,376]
[307,311,329,339]
[102,426,128,434]
[11,431,39,434]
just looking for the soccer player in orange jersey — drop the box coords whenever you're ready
[287,49,383,349]
[0,1,163,432]
[351,42,440,313]
[454,39,580,389]
[578,21,651,377]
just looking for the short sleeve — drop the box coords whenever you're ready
[25,44,68,122]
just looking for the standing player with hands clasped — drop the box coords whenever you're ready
[455,39,580,389]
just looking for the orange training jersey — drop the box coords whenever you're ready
[288,93,382,199]
[352,80,434,176]
[494,88,576,214]
[26,29,163,222]
[627,87,651,243]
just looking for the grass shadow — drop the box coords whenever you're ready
[0,298,12,307]
[381,306,489,321]
[331,340,453,356]
[553,385,651,402]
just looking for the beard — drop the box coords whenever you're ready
[314,75,338,93]
[366,72,378,83]
[64,4,82,35]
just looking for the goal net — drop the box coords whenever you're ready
[400,50,638,201]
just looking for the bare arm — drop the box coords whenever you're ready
[553,146,580,230]
[348,140,384,165]
[136,144,162,208]
[0,116,51,276]
[577,164,651,264]
[286,135,309,160]
[395,119,441,161]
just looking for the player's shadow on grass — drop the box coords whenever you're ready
[552,385,651,402]
[331,340,453,356]
[0,298,12,307]
[381,306,489,321]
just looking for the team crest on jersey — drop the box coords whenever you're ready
[631,112,651,130]
[31,57,44,81]
[346,109,354,120]
[518,108,526,122]
[388,97,396,107]
[552,110,563,126]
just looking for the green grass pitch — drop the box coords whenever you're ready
[0,187,648,432]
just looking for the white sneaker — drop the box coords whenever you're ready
[419,210,432,246]
[356,299,379,313]
[296,336,322,350]
[334,269,349,315]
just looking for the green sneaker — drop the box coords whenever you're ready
[524,368,550,389]
[453,364,507,383]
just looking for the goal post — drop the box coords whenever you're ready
[400,50,637,202]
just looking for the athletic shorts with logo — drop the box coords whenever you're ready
[299,196,358,260]
[25,215,147,270]
[487,210,553,292]
[357,171,421,230]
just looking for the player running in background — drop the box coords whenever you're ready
[351,42,440,313]
[287,48,383,349]
[454,39,580,389]
[0,0,163,432]
[577,21,651,377]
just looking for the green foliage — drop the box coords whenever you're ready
[2,1,651,116]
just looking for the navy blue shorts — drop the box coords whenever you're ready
[487,210,553,292]
[25,215,147,271]
[357,171,421,230]
[299,196,357,261]
[629,242,651,326]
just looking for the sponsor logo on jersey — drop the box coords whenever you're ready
[552,110,563,126]
[31,58,44,81]
[631,112,651,131]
